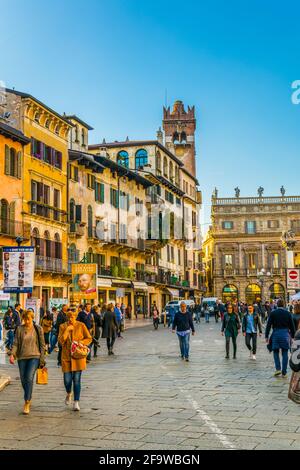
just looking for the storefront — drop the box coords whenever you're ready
[133,282,149,317]
[245,284,261,304]
[222,284,239,303]
[97,277,112,306]
[269,283,285,301]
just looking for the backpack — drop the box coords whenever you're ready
[290,331,300,372]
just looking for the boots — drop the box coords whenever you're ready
[23,400,31,415]
[225,341,230,359]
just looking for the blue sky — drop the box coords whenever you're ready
[1,0,300,228]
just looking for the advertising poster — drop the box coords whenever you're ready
[3,246,35,294]
[25,298,41,324]
[71,264,98,301]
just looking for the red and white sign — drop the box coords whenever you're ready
[287,269,300,290]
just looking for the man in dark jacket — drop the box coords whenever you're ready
[4,308,19,351]
[172,302,195,362]
[56,304,68,366]
[242,304,262,360]
[265,299,296,377]
[77,303,94,361]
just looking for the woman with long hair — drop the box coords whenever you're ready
[9,310,45,415]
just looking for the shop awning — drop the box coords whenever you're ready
[97,277,112,287]
[132,282,148,291]
[166,288,180,297]
[111,280,132,287]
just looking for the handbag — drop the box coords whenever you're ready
[288,372,300,404]
[290,332,300,372]
[71,340,90,359]
[36,367,48,385]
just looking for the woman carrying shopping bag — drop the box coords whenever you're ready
[9,310,46,415]
[58,308,92,411]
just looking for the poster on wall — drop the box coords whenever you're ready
[71,264,98,301]
[3,246,35,293]
[25,298,41,324]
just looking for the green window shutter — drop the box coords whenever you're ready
[116,190,119,208]
[95,183,98,202]
[110,187,113,205]
[17,151,22,179]
[100,183,105,203]
[5,145,10,175]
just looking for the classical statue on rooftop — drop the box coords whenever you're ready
[280,186,286,196]
[258,186,264,197]
[212,187,218,198]
[234,187,240,198]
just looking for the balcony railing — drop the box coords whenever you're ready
[213,195,300,205]
[35,256,68,273]
[0,217,31,239]
[216,268,285,277]
[29,202,67,223]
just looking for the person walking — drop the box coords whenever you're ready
[56,304,68,366]
[92,305,102,357]
[214,302,220,323]
[77,303,95,362]
[172,301,195,362]
[242,304,262,360]
[152,304,159,330]
[41,310,53,354]
[102,303,118,355]
[58,308,92,411]
[167,304,176,328]
[48,307,59,354]
[4,307,20,352]
[114,303,123,338]
[221,304,241,359]
[9,310,45,415]
[265,299,296,378]
[203,302,210,323]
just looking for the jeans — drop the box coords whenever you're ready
[177,333,190,358]
[116,321,122,338]
[49,332,57,354]
[63,371,82,401]
[273,349,289,375]
[5,330,14,350]
[205,312,210,322]
[226,336,237,357]
[107,335,116,351]
[195,312,201,323]
[245,333,257,354]
[18,358,40,401]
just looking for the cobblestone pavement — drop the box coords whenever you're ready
[1,321,300,450]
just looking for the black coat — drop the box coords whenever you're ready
[101,310,118,338]
[93,312,102,339]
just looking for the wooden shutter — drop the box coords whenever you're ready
[5,145,10,175]
[75,205,82,223]
[100,183,104,203]
[17,151,22,179]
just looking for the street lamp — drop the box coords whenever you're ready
[257,268,272,304]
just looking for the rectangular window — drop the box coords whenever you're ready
[222,221,233,230]
[272,253,279,269]
[224,254,233,268]
[88,174,95,190]
[111,223,117,242]
[120,223,127,243]
[156,185,161,196]
[95,182,105,203]
[248,253,257,269]
[176,197,181,206]
[245,221,256,234]
[120,192,129,211]
[110,256,118,267]
[110,188,119,208]
[268,220,279,229]
[192,212,197,226]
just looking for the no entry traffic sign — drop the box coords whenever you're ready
[287,268,300,290]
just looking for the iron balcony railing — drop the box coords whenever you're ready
[35,256,68,273]
[29,202,67,223]
[212,195,300,205]
[216,268,285,277]
[0,217,31,239]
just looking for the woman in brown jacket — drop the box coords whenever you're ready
[58,309,92,411]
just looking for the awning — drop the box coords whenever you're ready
[97,277,112,288]
[166,288,180,297]
[132,282,148,291]
[112,280,132,288]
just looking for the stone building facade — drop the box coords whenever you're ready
[203,192,300,303]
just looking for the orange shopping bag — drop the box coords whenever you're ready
[36,367,48,385]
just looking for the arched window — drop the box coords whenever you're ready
[173,132,180,144]
[169,161,174,182]
[44,231,51,258]
[117,151,129,168]
[245,284,262,304]
[181,131,187,143]
[69,199,76,223]
[81,128,85,146]
[222,284,239,303]
[269,283,285,301]
[163,157,168,177]
[87,206,93,238]
[0,199,9,234]
[34,112,40,124]
[54,233,62,260]
[135,149,148,170]
[156,151,161,174]
[68,243,78,262]
[32,228,41,256]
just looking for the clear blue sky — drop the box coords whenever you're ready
[1,0,300,228]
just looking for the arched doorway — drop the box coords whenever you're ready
[269,283,285,301]
[222,284,238,303]
[245,284,262,304]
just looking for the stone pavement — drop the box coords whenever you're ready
[1,321,300,450]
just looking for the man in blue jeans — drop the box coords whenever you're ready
[172,302,195,362]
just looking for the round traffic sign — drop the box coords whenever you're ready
[289,270,298,280]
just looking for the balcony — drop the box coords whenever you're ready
[29,202,67,223]
[69,222,86,238]
[0,217,31,240]
[35,256,68,274]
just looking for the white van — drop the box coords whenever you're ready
[201,297,218,314]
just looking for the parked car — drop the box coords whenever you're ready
[161,300,195,324]
[201,297,218,316]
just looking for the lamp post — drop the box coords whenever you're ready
[257,268,272,304]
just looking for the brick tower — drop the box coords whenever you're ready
[162,100,196,177]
